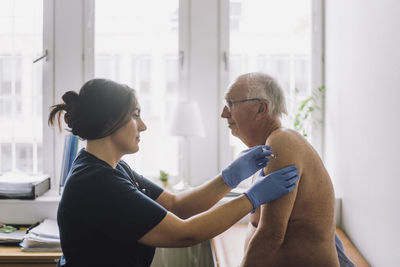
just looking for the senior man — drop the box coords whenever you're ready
[221,72,354,267]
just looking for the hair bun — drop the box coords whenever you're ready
[62,91,79,105]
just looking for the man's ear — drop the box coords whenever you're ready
[255,102,268,120]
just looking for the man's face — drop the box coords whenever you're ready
[221,79,258,140]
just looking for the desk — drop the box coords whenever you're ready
[211,224,247,267]
[0,245,61,267]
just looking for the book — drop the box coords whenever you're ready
[0,172,51,200]
[59,134,79,192]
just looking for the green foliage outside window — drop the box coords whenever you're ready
[294,86,326,137]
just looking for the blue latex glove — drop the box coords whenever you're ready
[222,145,272,188]
[245,165,299,213]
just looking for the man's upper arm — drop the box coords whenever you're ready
[242,132,303,266]
[258,133,302,240]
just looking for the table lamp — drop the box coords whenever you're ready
[169,101,206,190]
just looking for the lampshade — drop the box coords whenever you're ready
[169,101,206,138]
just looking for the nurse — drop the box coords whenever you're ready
[49,79,299,267]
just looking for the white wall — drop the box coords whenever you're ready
[324,0,400,266]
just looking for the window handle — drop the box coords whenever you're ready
[179,50,184,70]
[223,51,229,71]
[33,49,48,63]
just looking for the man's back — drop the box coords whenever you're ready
[243,128,339,267]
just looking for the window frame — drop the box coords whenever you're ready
[85,0,186,181]
[0,0,55,181]
[217,0,325,171]
[39,0,324,188]
[42,0,55,184]
[51,0,91,189]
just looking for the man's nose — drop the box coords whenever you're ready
[221,105,231,118]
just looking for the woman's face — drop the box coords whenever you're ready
[110,106,147,154]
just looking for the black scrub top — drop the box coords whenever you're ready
[57,149,167,267]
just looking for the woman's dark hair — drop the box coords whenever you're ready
[48,79,138,140]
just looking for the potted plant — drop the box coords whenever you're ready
[159,170,169,188]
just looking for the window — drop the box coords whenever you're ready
[226,0,314,158]
[0,1,321,186]
[95,0,180,178]
[0,0,43,174]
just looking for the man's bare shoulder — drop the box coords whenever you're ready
[266,128,307,158]
[267,128,304,143]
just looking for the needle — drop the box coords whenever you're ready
[262,147,276,159]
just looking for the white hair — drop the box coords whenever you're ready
[244,72,287,118]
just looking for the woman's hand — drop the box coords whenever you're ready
[245,165,299,213]
[221,145,272,188]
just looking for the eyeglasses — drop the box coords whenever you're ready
[225,98,262,112]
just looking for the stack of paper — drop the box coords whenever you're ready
[20,219,61,252]
[0,230,26,244]
[0,172,50,199]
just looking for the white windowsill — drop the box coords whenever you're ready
[0,190,61,224]
[0,190,61,204]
